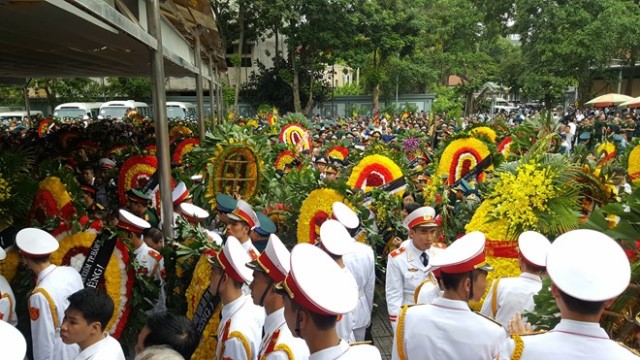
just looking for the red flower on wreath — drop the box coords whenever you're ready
[118,155,158,206]
[326,146,349,162]
[172,138,200,165]
[38,119,53,138]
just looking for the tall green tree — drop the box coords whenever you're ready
[35,78,104,111]
[105,77,151,99]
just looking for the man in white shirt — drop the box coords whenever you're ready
[501,230,639,359]
[60,288,125,360]
[209,236,265,359]
[16,228,84,360]
[480,231,550,328]
[0,247,17,326]
[247,234,310,360]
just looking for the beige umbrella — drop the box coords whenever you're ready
[585,93,634,108]
[618,96,640,108]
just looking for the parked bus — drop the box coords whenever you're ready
[166,101,197,120]
[53,102,102,120]
[0,110,44,122]
[99,100,151,119]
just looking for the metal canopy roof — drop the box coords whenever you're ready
[0,0,225,78]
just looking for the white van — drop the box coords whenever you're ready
[166,101,197,120]
[99,100,151,119]
[54,102,102,120]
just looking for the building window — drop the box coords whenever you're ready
[226,44,253,68]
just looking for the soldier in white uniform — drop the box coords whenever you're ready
[118,209,166,313]
[0,317,26,360]
[275,243,381,360]
[317,220,357,342]
[481,231,550,328]
[332,202,376,342]
[227,199,262,260]
[0,247,18,326]
[393,232,506,360]
[246,234,310,360]
[170,181,191,229]
[16,228,84,360]
[208,236,265,360]
[385,206,446,329]
[179,202,209,225]
[501,229,640,360]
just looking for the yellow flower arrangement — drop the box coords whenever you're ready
[206,143,261,202]
[470,126,497,143]
[597,142,616,156]
[50,230,131,337]
[437,137,491,185]
[346,155,403,191]
[0,173,11,202]
[628,144,640,185]
[0,246,20,282]
[186,255,222,360]
[39,177,73,211]
[297,189,346,244]
[170,125,193,138]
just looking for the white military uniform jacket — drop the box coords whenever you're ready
[392,297,506,360]
[73,334,125,360]
[335,267,356,342]
[343,242,375,340]
[413,272,441,305]
[309,340,381,360]
[480,272,543,328]
[134,243,166,313]
[385,240,444,329]
[258,308,309,360]
[500,319,640,359]
[0,274,17,326]
[216,294,265,360]
[29,264,84,360]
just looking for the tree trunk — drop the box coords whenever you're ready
[303,75,314,116]
[372,48,380,113]
[292,52,302,113]
[465,91,474,115]
[233,4,245,112]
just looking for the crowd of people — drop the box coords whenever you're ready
[0,105,639,360]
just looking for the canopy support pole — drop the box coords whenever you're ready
[194,31,205,141]
[146,0,173,240]
[208,53,216,128]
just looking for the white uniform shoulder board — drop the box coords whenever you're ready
[473,311,503,328]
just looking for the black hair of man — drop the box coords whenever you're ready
[558,289,605,316]
[403,201,421,215]
[67,288,114,330]
[440,269,485,291]
[143,312,199,359]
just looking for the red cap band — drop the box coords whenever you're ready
[233,209,255,228]
[118,222,144,234]
[257,253,286,283]
[173,191,189,205]
[217,250,245,284]
[440,252,486,274]
[283,272,331,316]
[409,216,436,229]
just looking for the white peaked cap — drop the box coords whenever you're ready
[180,203,210,220]
[0,320,27,360]
[172,182,189,204]
[219,236,253,284]
[15,228,59,256]
[0,247,5,261]
[402,206,438,229]
[332,202,359,229]
[204,230,223,247]
[282,243,358,315]
[547,229,630,301]
[117,209,151,234]
[319,219,355,256]
[246,234,291,283]
[518,231,551,267]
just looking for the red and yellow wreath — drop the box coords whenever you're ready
[206,141,261,203]
[50,228,134,339]
[31,177,75,223]
[275,150,299,171]
[173,138,200,165]
[628,144,640,185]
[144,145,157,156]
[437,137,491,186]
[470,126,497,143]
[59,130,79,149]
[37,119,53,138]
[346,155,403,191]
[118,155,157,206]
[170,125,193,140]
[327,146,349,163]
[0,246,20,282]
[186,253,222,360]
[107,145,128,158]
[279,124,312,151]
[497,136,513,158]
[597,142,616,165]
[297,188,347,244]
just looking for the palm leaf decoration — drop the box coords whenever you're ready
[0,147,38,230]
